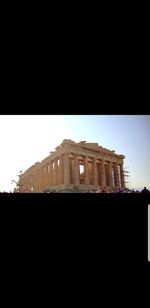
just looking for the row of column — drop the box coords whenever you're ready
[45,155,64,187]
[43,153,125,188]
[66,154,125,188]
[21,153,125,191]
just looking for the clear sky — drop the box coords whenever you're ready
[0,115,149,192]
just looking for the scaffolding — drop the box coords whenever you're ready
[123,166,131,189]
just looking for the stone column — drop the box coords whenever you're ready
[61,156,64,184]
[114,163,120,187]
[84,156,89,185]
[39,165,42,191]
[34,172,37,192]
[49,161,53,186]
[36,170,39,191]
[57,157,60,185]
[120,164,125,187]
[64,152,70,186]
[54,158,58,186]
[52,161,55,186]
[58,156,63,185]
[45,164,49,187]
[93,157,98,186]
[108,162,113,187]
[101,160,106,187]
[40,165,44,191]
[97,161,100,186]
[74,154,79,185]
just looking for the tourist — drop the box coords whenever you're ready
[141,186,149,193]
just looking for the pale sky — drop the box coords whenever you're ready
[148,205,150,261]
[0,115,149,192]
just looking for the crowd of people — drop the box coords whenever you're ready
[94,186,150,193]
[0,186,149,193]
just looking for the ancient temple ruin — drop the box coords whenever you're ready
[17,139,125,192]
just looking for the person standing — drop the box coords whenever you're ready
[141,186,149,193]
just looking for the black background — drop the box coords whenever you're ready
[1,193,150,271]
